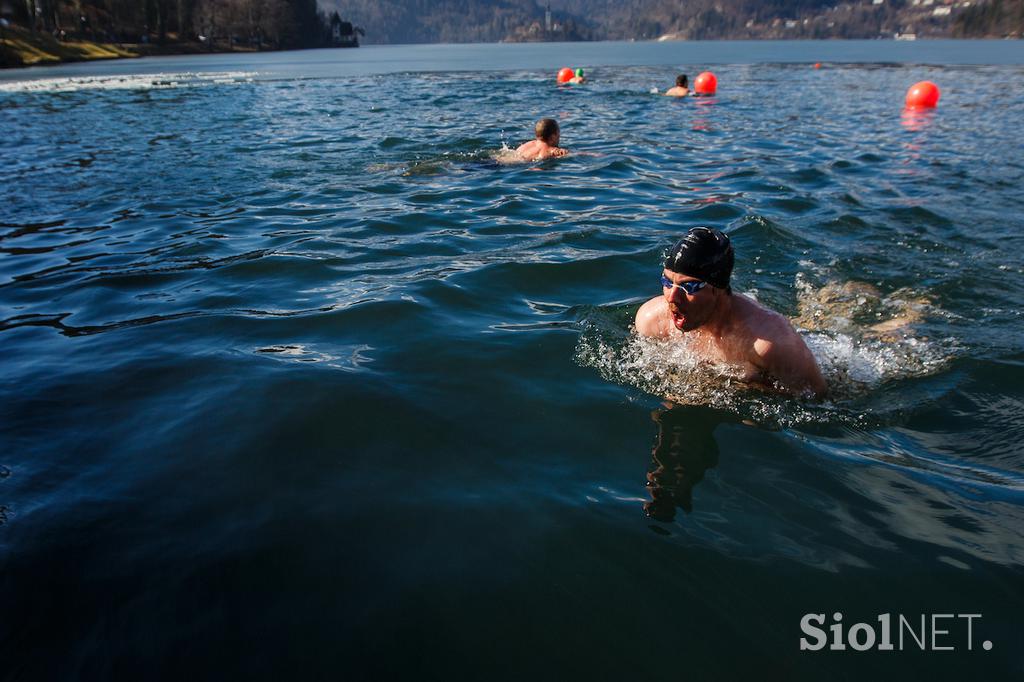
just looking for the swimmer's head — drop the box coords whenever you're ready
[535,118,560,144]
[664,227,733,293]
[575,68,585,78]
[676,74,688,88]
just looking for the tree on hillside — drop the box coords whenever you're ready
[954,0,1023,36]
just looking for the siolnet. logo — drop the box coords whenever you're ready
[799,612,992,652]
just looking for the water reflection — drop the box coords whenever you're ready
[900,106,936,132]
[644,404,736,521]
[691,96,718,132]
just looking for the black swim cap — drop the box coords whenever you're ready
[663,227,734,289]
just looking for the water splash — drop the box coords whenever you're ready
[490,141,526,165]
[0,72,257,94]
[794,274,956,397]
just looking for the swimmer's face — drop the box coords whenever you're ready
[662,269,715,332]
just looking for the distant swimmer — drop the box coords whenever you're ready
[664,74,689,97]
[634,227,827,398]
[515,118,568,161]
[569,68,586,84]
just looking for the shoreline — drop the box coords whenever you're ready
[3,30,1019,72]
[0,25,292,70]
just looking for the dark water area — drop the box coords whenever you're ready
[2,43,1023,680]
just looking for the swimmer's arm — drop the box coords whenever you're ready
[753,336,828,399]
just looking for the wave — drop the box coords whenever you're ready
[0,72,258,95]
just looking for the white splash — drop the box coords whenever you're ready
[490,141,527,165]
[0,71,257,94]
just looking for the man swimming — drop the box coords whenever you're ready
[634,227,827,398]
[515,118,568,161]
[664,74,689,97]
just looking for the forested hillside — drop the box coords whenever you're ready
[2,0,1018,65]
[328,0,1021,42]
[327,0,586,43]
[2,0,336,50]
[953,0,1024,36]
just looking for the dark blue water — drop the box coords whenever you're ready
[2,42,1023,680]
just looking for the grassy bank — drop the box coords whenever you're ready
[0,24,139,68]
[0,24,248,69]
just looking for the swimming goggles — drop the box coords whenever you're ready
[661,276,707,294]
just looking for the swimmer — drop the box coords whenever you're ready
[664,74,689,97]
[569,68,586,85]
[515,118,568,161]
[635,227,827,398]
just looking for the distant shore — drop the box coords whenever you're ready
[4,26,1020,72]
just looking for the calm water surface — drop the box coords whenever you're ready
[2,42,1023,680]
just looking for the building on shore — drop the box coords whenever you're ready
[329,12,363,48]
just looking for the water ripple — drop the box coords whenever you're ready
[1,61,1023,553]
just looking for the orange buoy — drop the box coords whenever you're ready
[814,62,822,69]
[694,71,717,95]
[905,81,940,108]
[557,67,574,84]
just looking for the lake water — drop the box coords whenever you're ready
[2,41,1023,679]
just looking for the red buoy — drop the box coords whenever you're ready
[905,81,940,108]
[814,62,822,69]
[694,71,717,95]
[557,67,574,84]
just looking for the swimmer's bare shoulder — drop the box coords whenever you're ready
[535,144,568,159]
[635,296,672,338]
[737,296,827,398]
[515,141,568,161]
[515,140,541,159]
